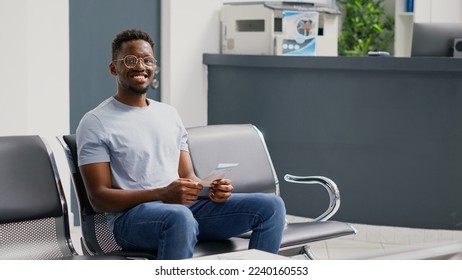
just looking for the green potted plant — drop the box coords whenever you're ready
[337,0,394,56]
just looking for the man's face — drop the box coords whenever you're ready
[110,39,155,95]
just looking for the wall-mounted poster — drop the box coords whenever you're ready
[281,11,319,56]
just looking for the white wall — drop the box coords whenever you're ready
[1,0,29,135]
[161,0,226,128]
[414,0,462,22]
[0,0,69,138]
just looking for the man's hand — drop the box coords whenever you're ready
[161,178,203,204]
[209,178,233,203]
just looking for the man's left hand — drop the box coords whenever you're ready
[209,178,233,203]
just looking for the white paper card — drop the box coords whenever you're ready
[199,163,239,186]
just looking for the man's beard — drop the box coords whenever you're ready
[129,85,150,95]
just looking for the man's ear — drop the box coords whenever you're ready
[109,62,117,76]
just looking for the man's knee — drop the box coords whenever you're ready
[162,205,198,230]
[259,194,286,213]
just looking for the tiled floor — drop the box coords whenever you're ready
[69,215,462,260]
[287,215,462,260]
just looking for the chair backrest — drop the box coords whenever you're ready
[187,124,279,194]
[58,135,122,255]
[0,135,78,259]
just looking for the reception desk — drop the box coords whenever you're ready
[204,54,462,230]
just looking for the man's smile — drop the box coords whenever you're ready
[129,72,149,83]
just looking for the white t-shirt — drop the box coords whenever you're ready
[76,97,188,228]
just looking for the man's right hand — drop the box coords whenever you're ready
[160,178,203,204]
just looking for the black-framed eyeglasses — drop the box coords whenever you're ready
[113,55,156,68]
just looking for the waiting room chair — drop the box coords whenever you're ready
[0,135,126,260]
[58,124,356,259]
[187,124,357,258]
[58,135,249,259]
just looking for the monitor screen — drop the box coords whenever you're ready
[411,22,462,57]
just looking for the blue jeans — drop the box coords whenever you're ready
[112,193,286,259]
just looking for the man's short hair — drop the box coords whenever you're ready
[112,29,155,60]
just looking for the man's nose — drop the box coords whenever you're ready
[133,58,146,69]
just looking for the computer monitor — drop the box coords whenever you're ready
[411,22,462,57]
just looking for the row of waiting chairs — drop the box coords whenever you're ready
[0,124,357,260]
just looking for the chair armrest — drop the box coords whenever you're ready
[284,174,341,222]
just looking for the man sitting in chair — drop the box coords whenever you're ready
[76,29,286,260]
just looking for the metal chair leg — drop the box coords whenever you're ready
[302,245,317,260]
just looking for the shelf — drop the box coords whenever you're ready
[397,12,414,17]
[394,0,415,57]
